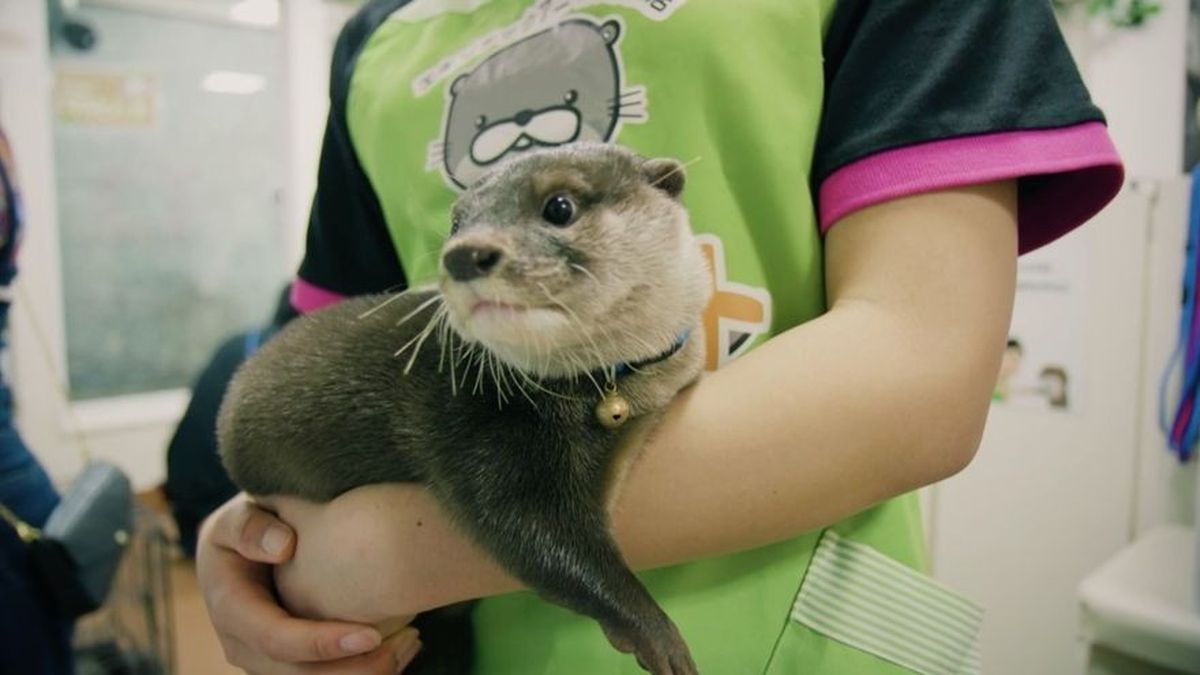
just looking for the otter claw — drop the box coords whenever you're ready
[636,645,698,675]
[604,623,698,675]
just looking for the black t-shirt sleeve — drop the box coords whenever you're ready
[812,0,1123,252]
[294,0,413,308]
[814,0,1104,179]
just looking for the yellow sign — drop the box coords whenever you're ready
[55,69,157,128]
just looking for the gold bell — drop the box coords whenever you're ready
[595,388,631,429]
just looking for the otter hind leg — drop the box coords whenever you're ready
[451,485,697,675]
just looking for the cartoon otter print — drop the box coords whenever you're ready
[431,17,647,189]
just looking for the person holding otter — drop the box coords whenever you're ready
[194,1,1123,672]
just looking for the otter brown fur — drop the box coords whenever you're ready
[217,144,709,674]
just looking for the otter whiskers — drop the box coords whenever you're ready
[472,347,488,396]
[437,307,454,377]
[355,284,422,320]
[391,297,447,373]
[595,320,660,367]
[486,350,508,407]
[454,340,477,393]
[403,305,448,374]
[569,262,601,286]
[390,293,444,328]
[511,314,578,404]
[537,282,608,396]
[563,265,674,363]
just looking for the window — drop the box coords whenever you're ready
[51,0,290,400]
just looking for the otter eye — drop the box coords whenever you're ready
[450,215,463,235]
[564,89,578,104]
[542,194,576,227]
[475,115,487,129]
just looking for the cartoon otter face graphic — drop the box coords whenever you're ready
[437,18,644,189]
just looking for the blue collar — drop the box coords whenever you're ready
[611,329,692,379]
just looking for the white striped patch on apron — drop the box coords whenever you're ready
[791,530,984,674]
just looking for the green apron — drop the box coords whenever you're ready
[473,494,982,674]
[345,1,984,670]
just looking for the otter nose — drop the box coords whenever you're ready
[443,245,503,282]
[513,109,534,126]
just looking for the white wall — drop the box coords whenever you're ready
[928,4,1200,674]
[1060,1,1189,181]
[1132,178,1200,534]
[1061,0,1197,542]
[285,0,335,271]
[931,186,1153,675]
[0,0,80,483]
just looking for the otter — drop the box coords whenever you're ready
[217,143,709,675]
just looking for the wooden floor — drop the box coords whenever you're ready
[129,489,240,675]
[170,559,241,675]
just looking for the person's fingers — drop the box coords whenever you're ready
[197,495,384,667]
[391,628,423,673]
[226,627,421,675]
[205,494,296,563]
[204,546,383,663]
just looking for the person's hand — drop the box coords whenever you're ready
[196,493,423,674]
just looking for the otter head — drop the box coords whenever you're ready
[438,143,708,379]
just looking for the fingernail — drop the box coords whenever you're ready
[338,630,381,655]
[260,525,290,556]
[395,638,422,673]
[397,627,419,643]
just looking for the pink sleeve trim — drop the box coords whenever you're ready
[817,122,1124,254]
[289,277,346,314]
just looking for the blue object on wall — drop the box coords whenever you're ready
[1159,167,1200,463]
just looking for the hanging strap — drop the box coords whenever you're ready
[0,501,41,543]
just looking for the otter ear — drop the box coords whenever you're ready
[642,158,685,199]
[450,72,470,96]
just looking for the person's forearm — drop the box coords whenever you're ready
[274,181,1018,625]
[610,305,998,569]
[275,306,997,625]
[616,181,1018,568]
